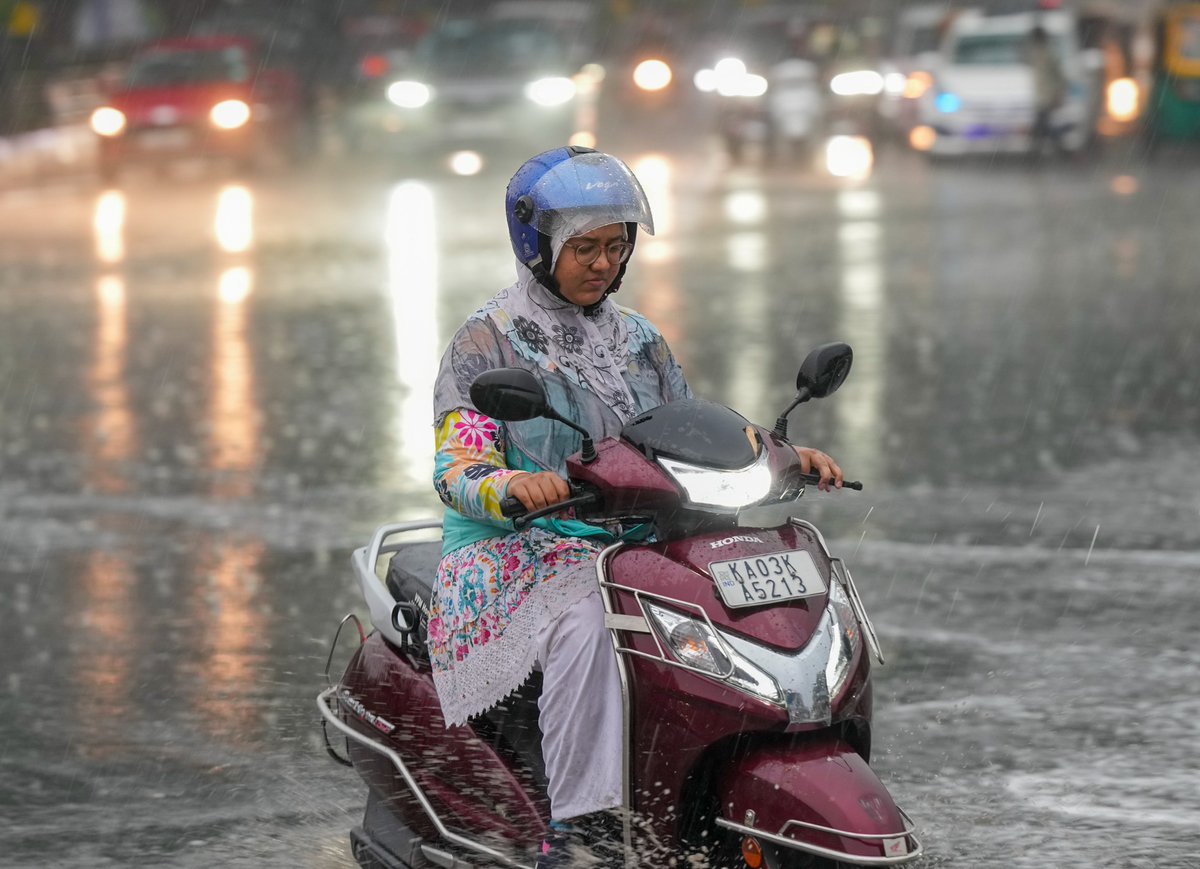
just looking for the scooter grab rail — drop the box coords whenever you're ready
[790,517,885,666]
[715,808,923,866]
[318,687,532,869]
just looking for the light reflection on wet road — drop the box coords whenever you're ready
[1,122,1198,868]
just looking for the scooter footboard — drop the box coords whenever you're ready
[715,736,921,865]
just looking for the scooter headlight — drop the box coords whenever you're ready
[658,450,772,511]
[643,601,782,706]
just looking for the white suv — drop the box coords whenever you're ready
[918,9,1098,156]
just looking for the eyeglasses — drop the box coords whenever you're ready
[562,239,634,266]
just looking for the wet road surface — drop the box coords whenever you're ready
[1,113,1198,868]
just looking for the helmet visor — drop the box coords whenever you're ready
[525,152,655,241]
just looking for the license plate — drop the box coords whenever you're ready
[138,128,192,150]
[446,114,506,138]
[708,548,826,608]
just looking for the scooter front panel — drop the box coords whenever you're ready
[612,523,832,651]
[715,735,920,864]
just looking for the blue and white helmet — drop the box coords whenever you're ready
[505,146,655,298]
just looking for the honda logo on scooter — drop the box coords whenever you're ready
[710,535,763,549]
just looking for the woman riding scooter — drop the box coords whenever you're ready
[428,145,844,866]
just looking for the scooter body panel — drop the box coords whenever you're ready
[337,634,549,845]
[600,525,878,849]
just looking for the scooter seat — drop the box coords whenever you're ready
[384,540,443,646]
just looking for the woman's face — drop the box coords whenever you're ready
[552,224,628,308]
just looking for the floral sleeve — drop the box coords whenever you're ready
[433,408,526,521]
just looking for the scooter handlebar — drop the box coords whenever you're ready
[800,471,863,491]
[500,488,600,529]
[499,474,860,524]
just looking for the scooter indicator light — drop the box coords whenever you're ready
[741,836,764,868]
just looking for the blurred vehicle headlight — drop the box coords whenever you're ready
[448,150,483,176]
[825,135,874,179]
[90,107,126,137]
[642,601,782,706]
[387,80,432,109]
[658,449,772,510]
[710,57,769,98]
[903,70,933,99]
[525,76,576,106]
[694,68,718,92]
[883,71,907,96]
[830,69,884,96]
[935,91,961,113]
[210,99,251,130]
[633,58,672,91]
[734,73,768,98]
[1107,77,1139,122]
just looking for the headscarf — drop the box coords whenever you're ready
[433,232,643,473]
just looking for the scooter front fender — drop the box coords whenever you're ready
[715,736,920,865]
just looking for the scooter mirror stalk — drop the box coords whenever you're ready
[773,342,854,438]
[470,368,598,463]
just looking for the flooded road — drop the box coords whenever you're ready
[1,120,1197,868]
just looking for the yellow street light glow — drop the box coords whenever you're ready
[568,130,597,149]
[909,125,937,151]
[210,99,251,129]
[90,107,126,137]
[633,58,672,91]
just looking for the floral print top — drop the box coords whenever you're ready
[428,286,691,724]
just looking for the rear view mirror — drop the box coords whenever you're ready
[469,368,548,422]
[469,367,599,463]
[772,342,854,438]
[797,342,853,399]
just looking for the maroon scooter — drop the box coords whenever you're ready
[319,342,922,868]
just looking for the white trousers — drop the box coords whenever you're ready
[535,590,623,821]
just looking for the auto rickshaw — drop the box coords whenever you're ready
[1142,3,1200,147]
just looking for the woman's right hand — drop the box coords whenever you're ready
[505,471,570,512]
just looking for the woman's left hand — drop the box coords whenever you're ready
[793,446,844,492]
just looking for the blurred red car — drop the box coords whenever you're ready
[90,35,304,179]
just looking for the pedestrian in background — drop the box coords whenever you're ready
[1028,25,1067,156]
